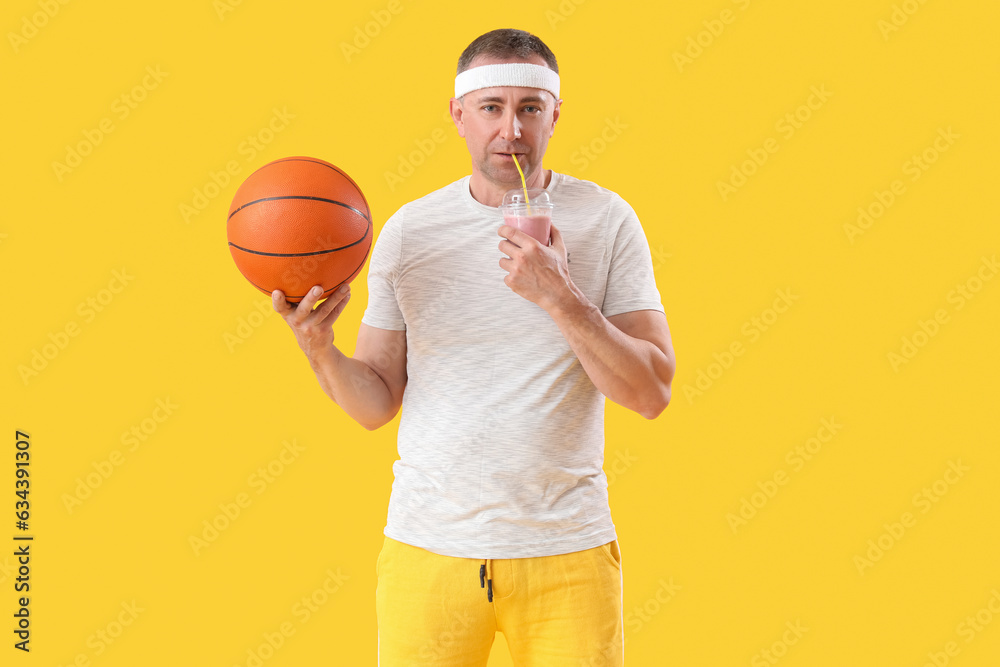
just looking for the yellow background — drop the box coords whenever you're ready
[4,0,999,664]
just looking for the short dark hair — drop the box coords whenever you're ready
[456,29,558,75]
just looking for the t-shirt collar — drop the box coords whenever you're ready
[463,171,560,216]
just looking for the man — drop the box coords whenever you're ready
[273,29,675,666]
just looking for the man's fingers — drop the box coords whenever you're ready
[272,289,295,316]
[548,223,569,260]
[287,285,324,324]
[273,285,353,328]
[548,223,564,249]
[316,285,348,319]
[498,237,523,258]
[319,286,351,326]
[498,224,527,249]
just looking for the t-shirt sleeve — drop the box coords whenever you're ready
[601,195,665,318]
[361,208,406,331]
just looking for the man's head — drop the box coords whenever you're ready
[456,29,558,77]
[450,29,561,198]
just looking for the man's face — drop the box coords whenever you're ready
[451,55,561,189]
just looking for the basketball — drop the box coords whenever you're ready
[227,156,373,303]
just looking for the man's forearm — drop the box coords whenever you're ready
[308,345,397,430]
[548,283,673,419]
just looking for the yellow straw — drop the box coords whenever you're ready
[511,154,532,215]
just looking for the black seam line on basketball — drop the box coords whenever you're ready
[255,158,372,219]
[246,233,371,299]
[270,158,372,219]
[227,195,370,223]
[229,219,371,257]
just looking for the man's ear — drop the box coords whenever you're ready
[550,98,562,137]
[449,97,466,138]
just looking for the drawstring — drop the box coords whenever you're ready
[479,559,493,602]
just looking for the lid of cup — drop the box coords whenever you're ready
[502,188,552,208]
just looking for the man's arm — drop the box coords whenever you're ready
[273,285,408,431]
[497,223,675,419]
[310,323,408,431]
[550,297,674,420]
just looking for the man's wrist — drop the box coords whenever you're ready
[546,280,593,324]
[307,342,341,374]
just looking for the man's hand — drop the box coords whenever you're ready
[497,221,573,312]
[272,284,351,360]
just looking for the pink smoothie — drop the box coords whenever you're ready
[505,213,551,245]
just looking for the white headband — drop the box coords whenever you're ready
[455,62,560,100]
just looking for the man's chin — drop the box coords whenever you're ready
[479,162,528,188]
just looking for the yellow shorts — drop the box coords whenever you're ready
[375,535,624,666]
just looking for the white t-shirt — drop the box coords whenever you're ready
[361,171,664,559]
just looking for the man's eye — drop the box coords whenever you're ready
[523,106,540,113]
[483,105,497,112]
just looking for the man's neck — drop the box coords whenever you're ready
[469,168,552,208]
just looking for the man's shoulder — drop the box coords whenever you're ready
[552,172,631,212]
[376,177,469,237]
[554,171,609,192]
[395,176,469,215]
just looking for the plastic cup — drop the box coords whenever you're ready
[500,188,553,246]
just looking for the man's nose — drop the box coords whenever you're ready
[500,111,521,140]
